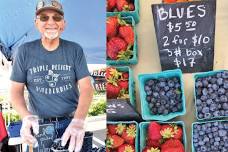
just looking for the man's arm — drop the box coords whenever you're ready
[9,81,31,118]
[74,76,94,120]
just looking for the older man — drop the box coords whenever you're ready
[10,0,94,151]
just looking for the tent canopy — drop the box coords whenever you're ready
[0,0,105,64]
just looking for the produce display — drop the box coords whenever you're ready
[107,123,137,152]
[192,121,228,152]
[195,71,228,119]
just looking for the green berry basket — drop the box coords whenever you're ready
[193,70,228,121]
[114,66,136,108]
[106,15,138,66]
[138,69,186,121]
[191,120,228,152]
[107,0,140,24]
[107,121,139,152]
[140,121,187,152]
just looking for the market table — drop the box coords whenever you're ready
[132,0,228,151]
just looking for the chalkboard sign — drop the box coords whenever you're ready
[107,99,142,122]
[34,123,56,152]
[152,0,216,73]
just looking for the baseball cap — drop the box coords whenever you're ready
[36,0,64,16]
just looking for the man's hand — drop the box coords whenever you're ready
[61,118,85,152]
[20,115,39,146]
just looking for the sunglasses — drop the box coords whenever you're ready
[37,14,63,22]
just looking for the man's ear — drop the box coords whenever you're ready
[34,18,39,29]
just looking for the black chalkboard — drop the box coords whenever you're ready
[107,99,142,122]
[34,123,56,152]
[152,0,216,73]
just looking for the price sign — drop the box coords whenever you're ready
[152,0,216,73]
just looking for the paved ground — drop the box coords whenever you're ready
[93,129,105,148]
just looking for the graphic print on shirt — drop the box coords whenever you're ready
[28,64,74,95]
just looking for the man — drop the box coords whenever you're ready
[9,0,94,151]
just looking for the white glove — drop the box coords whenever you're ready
[61,118,85,152]
[20,115,39,147]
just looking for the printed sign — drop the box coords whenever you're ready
[152,0,216,73]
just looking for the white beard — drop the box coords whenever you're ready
[44,29,59,40]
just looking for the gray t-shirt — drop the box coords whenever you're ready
[10,39,90,118]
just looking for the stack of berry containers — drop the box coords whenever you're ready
[107,0,140,24]
[106,121,139,152]
[106,15,138,65]
[192,70,228,152]
[140,121,187,152]
[138,69,186,121]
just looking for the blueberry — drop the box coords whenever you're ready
[222,71,228,78]
[204,113,211,119]
[218,88,226,95]
[223,80,228,89]
[202,79,209,87]
[222,103,228,110]
[163,109,169,115]
[164,86,169,91]
[146,80,154,87]
[198,140,205,145]
[213,111,220,117]
[210,104,217,112]
[203,137,210,143]
[200,95,208,101]
[214,141,220,146]
[218,130,227,137]
[158,78,166,82]
[156,102,161,107]
[202,88,208,96]
[202,107,209,114]
[153,92,159,98]
[200,146,207,151]
[168,80,175,88]
[212,84,219,91]
[146,96,151,102]
[215,137,220,142]
[196,81,203,88]
[198,113,204,119]
[196,99,202,105]
[149,103,154,109]
[216,72,222,78]
[175,83,180,89]
[177,103,182,110]
[206,99,213,105]
[217,78,223,85]
[212,127,218,132]
[158,81,166,88]
[220,95,228,103]
[171,107,178,112]
[160,90,166,96]
[144,85,151,91]
[220,110,225,116]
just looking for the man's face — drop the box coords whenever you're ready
[35,10,65,40]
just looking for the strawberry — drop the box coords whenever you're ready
[106,135,124,149]
[107,124,117,135]
[116,123,127,135]
[107,83,121,99]
[148,122,162,141]
[106,67,122,85]
[122,72,129,79]
[173,126,183,140]
[121,124,136,145]
[118,80,129,90]
[143,147,160,152]
[106,16,119,38]
[107,37,127,60]
[129,3,135,11]
[147,139,161,148]
[116,0,129,11]
[161,139,185,152]
[117,144,135,152]
[119,25,134,45]
[160,124,175,139]
[107,0,116,11]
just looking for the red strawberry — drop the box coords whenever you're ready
[117,144,135,152]
[107,0,116,11]
[129,3,135,11]
[107,83,121,99]
[118,80,129,90]
[121,124,136,145]
[143,146,160,152]
[161,139,185,152]
[106,67,122,82]
[107,37,128,60]
[106,16,119,38]
[173,126,183,140]
[146,139,161,148]
[122,72,129,79]
[106,135,124,149]
[160,124,175,139]
[107,124,117,135]
[106,67,116,79]
[116,0,129,11]
[148,122,162,141]
[119,25,134,45]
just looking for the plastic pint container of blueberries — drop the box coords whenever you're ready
[194,70,228,121]
[192,120,228,152]
[138,69,186,121]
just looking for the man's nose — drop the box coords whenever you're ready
[46,17,55,24]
